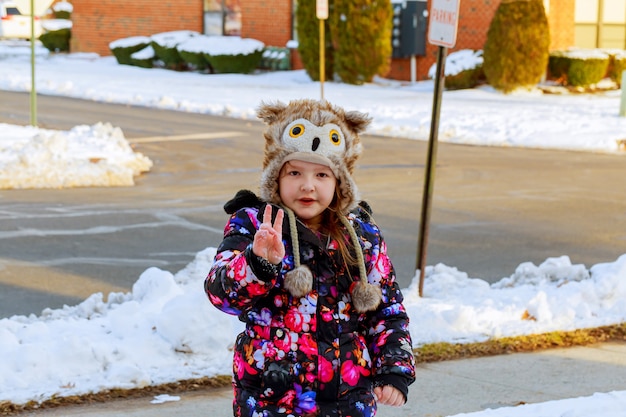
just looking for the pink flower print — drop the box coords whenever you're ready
[374,251,391,277]
[277,389,296,408]
[274,331,300,353]
[284,307,305,333]
[340,359,370,386]
[252,324,270,340]
[320,305,333,322]
[318,356,335,383]
[234,349,258,380]
[377,329,392,347]
[298,333,318,356]
[246,281,268,297]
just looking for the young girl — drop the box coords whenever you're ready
[205,99,415,417]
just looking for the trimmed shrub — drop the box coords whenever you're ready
[547,51,570,80]
[548,49,610,87]
[39,28,71,52]
[483,0,550,92]
[202,37,265,74]
[445,67,485,90]
[129,45,155,69]
[177,35,213,71]
[110,36,152,66]
[295,0,334,81]
[151,30,199,70]
[204,50,263,74]
[568,56,609,87]
[51,0,73,19]
[605,50,626,87]
[329,0,392,84]
[429,49,485,90]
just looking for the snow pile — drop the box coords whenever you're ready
[1,249,625,406]
[0,122,152,189]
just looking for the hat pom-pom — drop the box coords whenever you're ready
[351,280,382,313]
[284,265,313,298]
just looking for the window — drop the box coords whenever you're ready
[204,0,241,36]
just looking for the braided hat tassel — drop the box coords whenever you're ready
[282,207,313,298]
[339,216,382,313]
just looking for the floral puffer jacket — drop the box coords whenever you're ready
[205,191,415,417]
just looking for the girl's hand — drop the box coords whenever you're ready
[374,385,405,407]
[252,205,285,264]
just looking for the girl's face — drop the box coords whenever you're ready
[278,159,337,229]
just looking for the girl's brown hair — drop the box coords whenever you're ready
[323,186,358,266]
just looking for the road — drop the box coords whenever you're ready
[1,90,625,318]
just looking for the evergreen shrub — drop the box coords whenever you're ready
[151,31,198,70]
[606,50,626,86]
[548,49,610,87]
[204,50,263,73]
[329,0,392,84]
[201,37,264,74]
[129,46,154,69]
[295,0,334,81]
[109,36,151,66]
[40,28,71,52]
[483,0,550,92]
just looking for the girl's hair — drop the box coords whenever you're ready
[323,186,358,266]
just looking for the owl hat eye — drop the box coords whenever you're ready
[279,118,347,177]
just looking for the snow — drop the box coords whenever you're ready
[0,42,625,416]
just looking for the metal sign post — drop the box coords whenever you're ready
[316,0,328,101]
[30,0,37,126]
[416,0,460,297]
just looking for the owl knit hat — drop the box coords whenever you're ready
[256,99,382,313]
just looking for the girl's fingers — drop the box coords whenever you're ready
[263,204,273,225]
[273,209,284,235]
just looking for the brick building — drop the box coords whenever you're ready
[69,0,577,81]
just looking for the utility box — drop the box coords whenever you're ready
[391,0,428,58]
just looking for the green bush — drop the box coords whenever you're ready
[109,36,152,66]
[178,49,209,70]
[329,0,392,84]
[547,51,570,80]
[445,67,485,90]
[202,36,264,74]
[151,31,198,70]
[295,0,334,81]
[605,50,626,86]
[429,49,485,90]
[129,45,154,69]
[176,35,220,72]
[548,49,611,87]
[204,50,263,74]
[568,56,609,87]
[483,0,550,92]
[39,28,71,52]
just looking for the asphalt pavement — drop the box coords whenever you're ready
[21,341,626,417]
[2,91,626,319]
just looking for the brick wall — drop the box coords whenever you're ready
[388,0,499,81]
[69,0,575,80]
[240,0,292,46]
[71,0,203,56]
